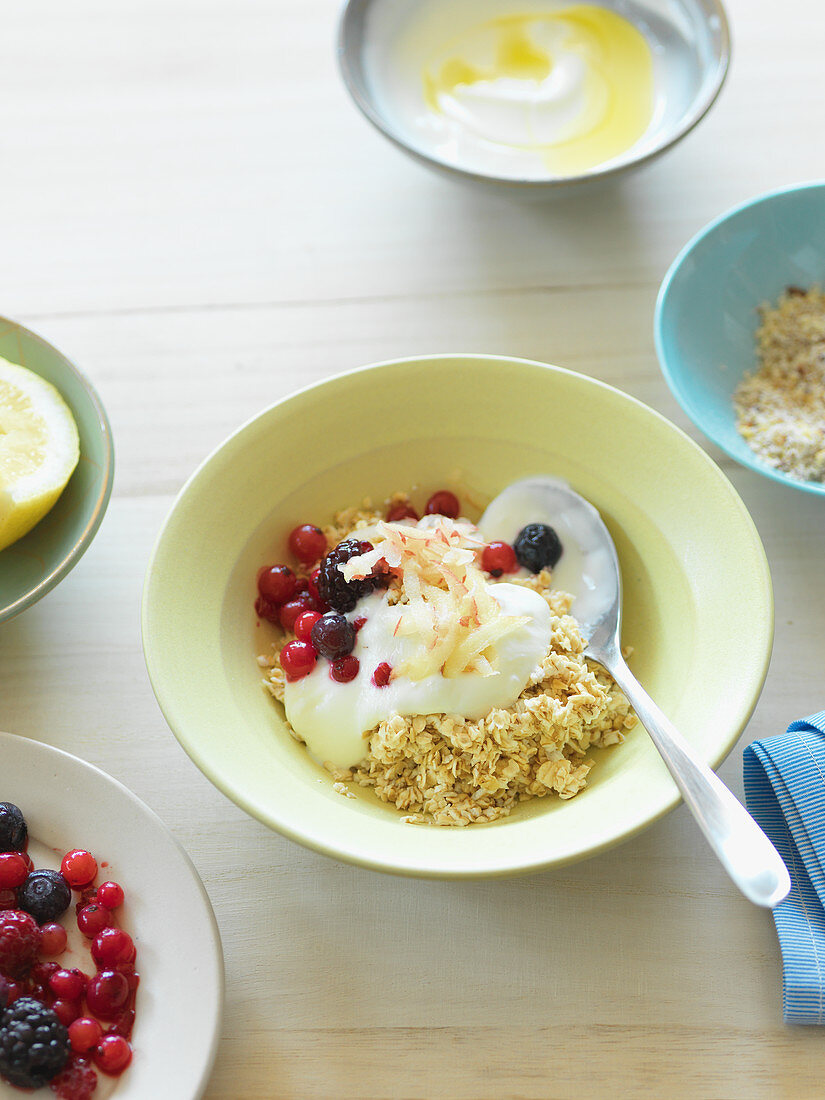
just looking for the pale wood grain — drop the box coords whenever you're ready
[1,0,825,1096]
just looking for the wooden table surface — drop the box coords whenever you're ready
[2,1,825,1097]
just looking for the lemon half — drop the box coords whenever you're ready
[0,356,80,552]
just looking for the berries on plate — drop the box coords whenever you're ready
[0,995,69,1088]
[0,910,40,979]
[94,1032,133,1076]
[96,881,125,910]
[0,804,27,853]
[77,902,111,938]
[17,868,72,924]
[0,802,137,1096]
[61,849,98,889]
[39,922,68,957]
[49,1054,98,1098]
[91,927,135,969]
[67,1016,102,1054]
[513,522,563,573]
[0,853,28,891]
[85,970,130,1021]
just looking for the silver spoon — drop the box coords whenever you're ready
[482,478,790,908]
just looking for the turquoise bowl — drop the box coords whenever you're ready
[655,181,825,497]
[0,318,114,622]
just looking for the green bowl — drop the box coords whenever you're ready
[0,318,114,623]
[142,355,772,877]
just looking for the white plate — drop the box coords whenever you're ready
[0,731,224,1099]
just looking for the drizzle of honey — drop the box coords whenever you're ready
[423,6,654,176]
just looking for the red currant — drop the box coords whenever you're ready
[50,967,87,1001]
[330,655,359,683]
[372,662,393,688]
[386,501,419,522]
[279,640,317,681]
[257,564,297,605]
[293,610,322,641]
[481,541,517,577]
[0,852,28,890]
[86,969,130,1020]
[352,617,366,634]
[424,490,460,518]
[77,902,111,938]
[278,594,318,631]
[254,595,280,623]
[68,1016,103,1054]
[3,980,24,1004]
[307,568,322,602]
[94,1034,133,1076]
[96,881,125,910]
[53,998,81,1027]
[288,524,328,565]
[0,889,16,910]
[61,849,98,888]
[39,922,68,956]
[92,928,136,969]
[31,960,60,990]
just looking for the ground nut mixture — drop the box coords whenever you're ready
[734,285,825,482]
[259,494,636,827]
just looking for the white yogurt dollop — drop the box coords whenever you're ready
[285,582,551,769]
[477,476,618,634]
[284,478,614,770]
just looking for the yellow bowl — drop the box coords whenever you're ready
[142,356,772,877]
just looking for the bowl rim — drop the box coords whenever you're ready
[336,0,732,189]
[0,316,115,623]
[142,353,774,878]
[654,178,825,497]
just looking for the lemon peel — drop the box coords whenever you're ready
[0,357,80,552]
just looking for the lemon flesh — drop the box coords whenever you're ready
[0,357,80,553]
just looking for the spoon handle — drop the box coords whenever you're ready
[597,650,790,908]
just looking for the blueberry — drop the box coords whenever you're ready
[17,869,71,924]
[0,804,26,853]
[513,523,563,574]
[311,613,356,661]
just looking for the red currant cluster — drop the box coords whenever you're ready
[0,831,137,1099]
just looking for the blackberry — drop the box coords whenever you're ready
[0,805,26,853]
[0,996,69,1088]
[311,613,356,660]
[316,539,376,613]
[513,523,563,574]
[17,869,71,924]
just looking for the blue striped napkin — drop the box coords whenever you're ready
[743,710,825,1025]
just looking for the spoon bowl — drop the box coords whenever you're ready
[540,477,791,909]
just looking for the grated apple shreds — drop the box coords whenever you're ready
[259,494,636,827]
[340,518,530,681]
